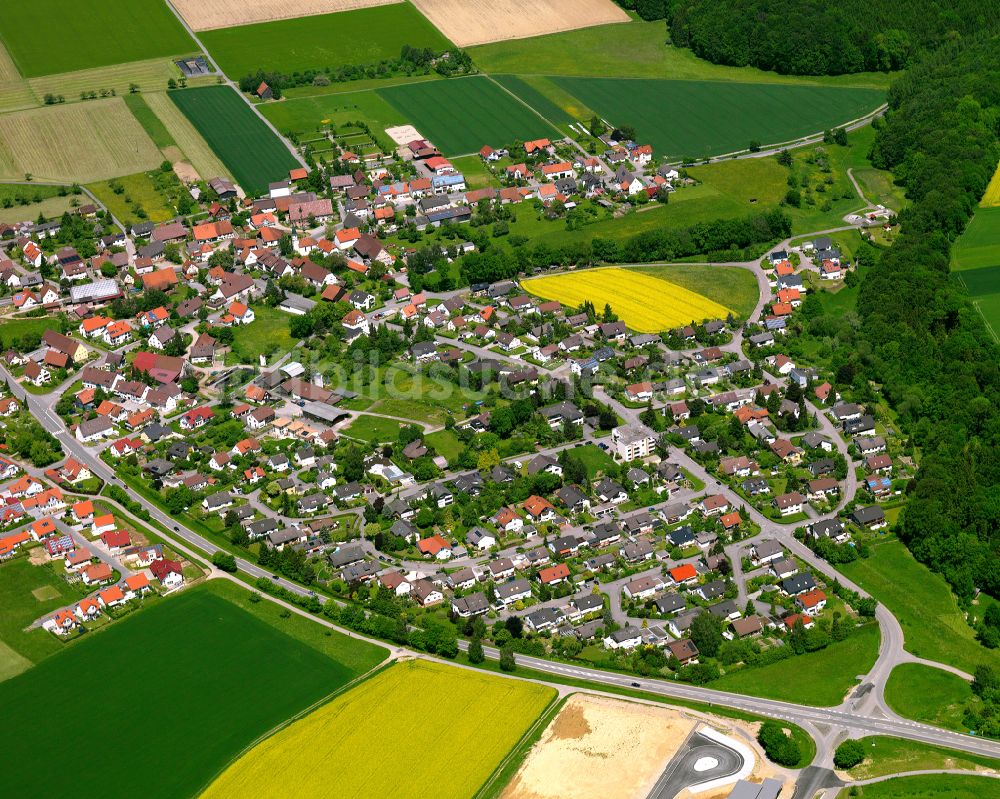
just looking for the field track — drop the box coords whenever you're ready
[171,0,396,31]
[410,0,628,47]
[0,98,161,183]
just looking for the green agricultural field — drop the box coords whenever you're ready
[550,77,885,160]
[123,93,177,150]
[169,86,300,194]
[633,264,759,319]
[711,623,880,705]
[884,663,974,732]
[951,207,1000,340]
[0,558,76,677]
[845,735,1000,780]
[467,20,894,89]
[852,774,1000,798]
[201,3,452,79]
[201,659,555,799]
[492,74,578,127]
[0,583,385,799]
[0,0,196,77]
[228,305,296,365]
[378,76,559,155]
[840,540,1000,674]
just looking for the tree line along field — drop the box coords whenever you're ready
[378,76,559,155]
[522,268,734,333]
[0,0,197,78]
[0,582,386,799]
[0,98,162,184]
[169,86,301,194]
[200,3,453,79]
[201,659,556,799]
[545,77,885,159]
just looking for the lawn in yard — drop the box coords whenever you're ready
[851,774,1000,798]
[844,736,1000,779]
[884,663,974,733]
[467,20,893,89]
[229,305,296,365]
[425,429,464,463]
[0,582,385,799]
[451,154,500,189]
[378,76,558,156]
[523,267,732,333]
[169,86,300,195]
[572,443,617,479]
[549,77,885,160]
[201,4,452,78]
[0,0,196,77]
[632,264,759,320]
[839,539,1000,674]
[344,414,406,442]
[711,623,880,705]
[201,659,555,799]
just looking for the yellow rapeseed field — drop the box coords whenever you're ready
[200,659,555,799]
[981,159,1000,207]
[522,267,732,333]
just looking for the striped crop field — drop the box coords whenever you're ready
[168,86,299,193]
[0,98,161,183]
[523,267,733,332]
[200,659,556,799]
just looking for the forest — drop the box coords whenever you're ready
[665,0,1000,75]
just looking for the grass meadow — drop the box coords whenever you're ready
[523,267,733,332]
[87,171,179,225]
[200,659,556,799]
[378,76,558,155]
[845,736,1000,780]
[711,623,881,705]
[169,86,300,193]
[201,3,452,78]
[851,774,1000,798]
[228,305,296,365]
[840,539,1000,674]
[0,0,196,77]
[549,77,885,159]
[0,558,76,679]
[0,582,385,799]
[884,663,975,732]
[0,183,77,224]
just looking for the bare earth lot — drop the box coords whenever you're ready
[410,0,629,47]
[171,0,396,31]
[502,694,696,799]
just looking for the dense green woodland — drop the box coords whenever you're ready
[665,0,1000,75]
[861,37,1000,599]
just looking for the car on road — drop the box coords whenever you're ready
[630,682,642,688]
[271,574,280,580]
